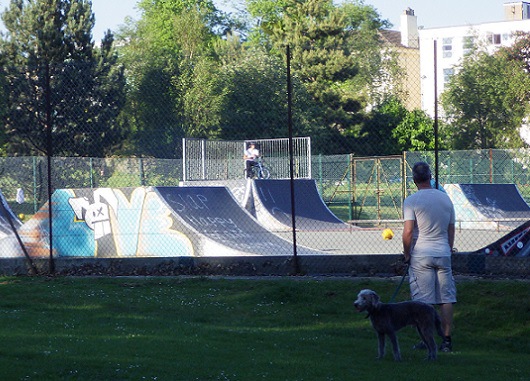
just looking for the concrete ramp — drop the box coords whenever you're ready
[156,186,322,255]
[444,183,530,230]
[249,179,351,231]
[0,190,22,238]
[6,187,322,258]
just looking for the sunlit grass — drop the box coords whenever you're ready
[0,277,528,380]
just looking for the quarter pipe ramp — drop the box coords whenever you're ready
[444,183,530,230]
[248,179,351,231]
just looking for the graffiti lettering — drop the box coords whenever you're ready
[185,215,235,229]
[166,193,209,212]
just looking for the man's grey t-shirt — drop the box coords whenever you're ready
[403,188,456,257]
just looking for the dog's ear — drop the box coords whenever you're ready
[371,291,380,303]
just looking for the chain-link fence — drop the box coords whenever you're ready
[1,1,529,277]
[0,148,528,277]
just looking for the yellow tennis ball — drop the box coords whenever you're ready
[18,213,25,220]
[382,228,394,240]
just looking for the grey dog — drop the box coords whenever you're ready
[353,289,444,361]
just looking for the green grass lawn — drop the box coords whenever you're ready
[0,276,528,381]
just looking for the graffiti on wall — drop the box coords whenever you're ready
[22,188,194,258]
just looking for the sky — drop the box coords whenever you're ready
[0,0,512,42]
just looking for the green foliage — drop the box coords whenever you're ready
[0,0,127,157]
[117,1,229,158]
[442,51,530,149]
[498,30,530,73]
[393,109,440,152]
[0,277,527,380]
[358,97,405,155]
[216,45,325,142]
[245,0,393,153]
[217,47,290,140]
[356,98,438,155]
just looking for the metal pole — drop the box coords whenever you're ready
[307,137,312,178]
[201,139,206,180]
[90,157,94,188]
[182,138,187,182]
[45,61,55,274]
[434,40,439,188]
[286,45,300,274]
[32,157,37,214]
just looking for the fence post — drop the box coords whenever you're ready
[348,154,353,220]
[318,154,323,194]
[470,158,473,183]
[89,157,94,188]
[139,157,145,186]
[489,148,493,183]
[31,157,37,213]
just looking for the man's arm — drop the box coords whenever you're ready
[402,219,414,263]
[448,223,455,252]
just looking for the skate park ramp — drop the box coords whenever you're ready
[249,179,351,231]
[7,187,322,258]
[0,189,22,238]
[444,183,530,230]
[155,186,322,255]
[180,179,251,208]
[474,220,530,257]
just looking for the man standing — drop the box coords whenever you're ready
[244,142,260,178]
[402,162,456,352]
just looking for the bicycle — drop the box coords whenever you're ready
[245,158,270,179]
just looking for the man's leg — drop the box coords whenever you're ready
[246,161,252,177]
[439,302,453,337]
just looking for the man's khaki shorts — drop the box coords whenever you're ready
[408,256,457,304]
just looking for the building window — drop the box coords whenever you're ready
[463,36,474,55]
[489,34,501,45]
[442,38,453,58]
[443,68,454,84]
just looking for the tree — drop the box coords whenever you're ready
[116,0,232,157]
[245,0,392,153]
[357,97,405,155]
[214,45,324,143]
[0,0,126,157]
[356,97,438,155]
[393,109,439,152]
[441,51,530,149]
[499,31,530,73]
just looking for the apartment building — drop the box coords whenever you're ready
[379,8,421,111]
[418,1,530,117]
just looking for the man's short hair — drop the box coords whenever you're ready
[412,162,431,183]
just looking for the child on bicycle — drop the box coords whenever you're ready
[244,142,260,178]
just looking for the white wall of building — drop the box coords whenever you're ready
[419,19,530,117]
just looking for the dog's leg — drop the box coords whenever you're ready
[435,312,444,338]
[377,332,386,359]
[426,335,438,360]
[418,327,437,360]
[387,332,402,361]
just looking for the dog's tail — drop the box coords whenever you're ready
[435,312,444,338]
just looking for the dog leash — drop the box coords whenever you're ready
[389,263,409,303]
